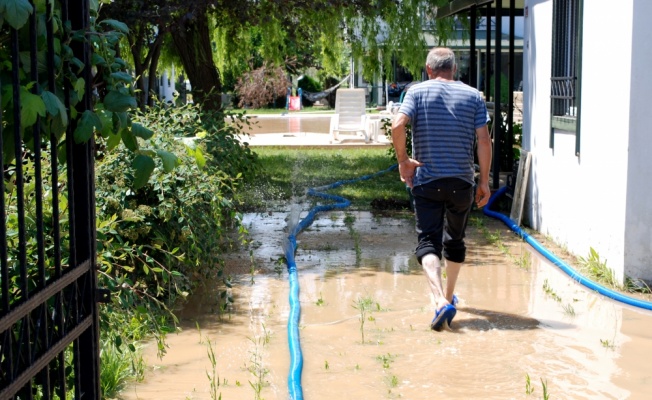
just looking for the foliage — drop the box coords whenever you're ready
[2,0,258,396]
[1,0,181,187]
[235,64,289,109]
[101,0,458,111]
[2,157,66,306]
[578,247,618,289]
[384,117,412,161]
[95,105,247,311]
[298,75,322,93]
[489,72,511,104]
[196,111,261,181]
[298,75,322,106]
[100,337,145,398]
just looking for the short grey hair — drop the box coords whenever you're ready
[426,47,456,72]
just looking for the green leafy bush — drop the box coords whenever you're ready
[96,103,255,313]
[383,117,411,161]
[298,75,322,107]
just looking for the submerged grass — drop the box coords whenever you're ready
[236,147,407,211]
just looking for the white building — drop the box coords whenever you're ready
[436,0,652,285]
[522,0,652,284]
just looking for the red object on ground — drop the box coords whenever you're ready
[288,96,301,111]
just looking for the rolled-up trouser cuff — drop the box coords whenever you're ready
[443,246,466,263]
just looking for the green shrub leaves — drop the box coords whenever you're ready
[0,0,33,30]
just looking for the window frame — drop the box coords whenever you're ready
[549,0,584,155]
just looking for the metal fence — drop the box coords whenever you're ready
[551,76,577,117]
[1,0,101,398]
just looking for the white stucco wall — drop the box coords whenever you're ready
[624,0,652,280]
[523,0,641,282]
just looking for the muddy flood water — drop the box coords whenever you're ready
[120,210,652,400]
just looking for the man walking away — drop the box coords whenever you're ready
[391,47,492,331]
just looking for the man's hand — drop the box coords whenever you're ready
[475,181,491,208]
[392,113,422,188]
[398,158,423,189]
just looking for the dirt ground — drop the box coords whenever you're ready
[120,203,652,400]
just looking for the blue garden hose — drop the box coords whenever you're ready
[284,164,398,400]
[483,186,652,311]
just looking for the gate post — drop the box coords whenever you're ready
[68,0,101,398]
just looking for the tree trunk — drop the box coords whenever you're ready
[147,43,162,107]
[129,25,165,110]
[171,11,222,110]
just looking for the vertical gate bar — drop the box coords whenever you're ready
[68,0,101,397]
[29,1,53,396]
[470,6,477,88]
[0,27,13,393]
[484,4,491,100]
[11,29,35,397]
[562,0,569,114]
[47,0,63,281]
[60,1,79,395]
[28,0,46,293]
[10,30,28,305]
[46,0,67,396]
[507,0,515,171]
[492,1,502,189]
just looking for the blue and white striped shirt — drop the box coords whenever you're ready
[399,80,489,187]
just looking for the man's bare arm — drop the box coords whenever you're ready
[474,125,492,207]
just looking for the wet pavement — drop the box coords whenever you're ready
[121,211,652,400]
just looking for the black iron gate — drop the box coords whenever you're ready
[1,0,101,398]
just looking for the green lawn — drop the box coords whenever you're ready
[236,147,409,212]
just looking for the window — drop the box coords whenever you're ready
[550,0,583,154]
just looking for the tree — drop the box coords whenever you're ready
[234,64,288,109]
[103,0,456,111]
[101,0,178,109]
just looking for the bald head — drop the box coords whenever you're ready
[426,47,456,76]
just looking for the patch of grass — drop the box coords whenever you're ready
[525,373,534,395]
[541,378,550,400]
[561,302,576,317]
[352,295,376,344]
[100,340,144,398]
[387,374,399,388]
[316,292,325,306]
[344,212,362,266]
[515,250,532,270]
[542,279,562,303]
[206,337,221,400]
[376,353,396,369]
[579,248,652,296]
[600,338,616,350]
[625,277,652,294]
[247,327,270,400]
[578,247,619,288]
[237,148,407,211]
